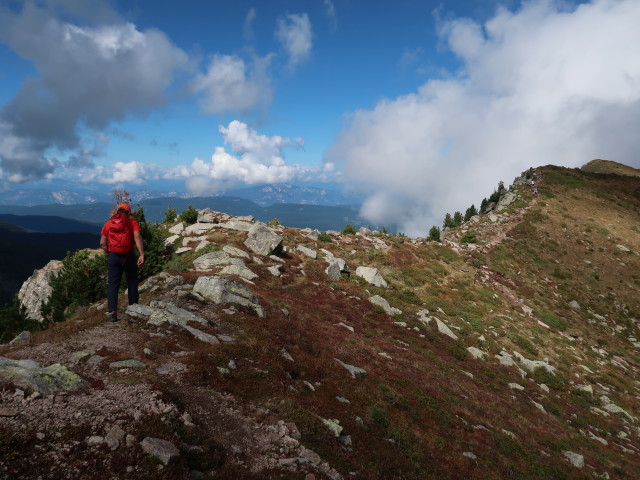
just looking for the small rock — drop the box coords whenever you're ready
[466,347,486,360]
[109,360,146,369]
[105,425,126,450]
[140,437,180,466]
[87,436,104,446]
[563,451,585,468]
[280,349,294,362]
[9,331,31,346]
[334,358,367,378]
[296,245,318,259]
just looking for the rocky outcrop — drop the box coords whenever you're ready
[193,275,265,318]
[193,251,245,271]
[18,260,64,321]
[495,191,518,211]
[244,222,284,256]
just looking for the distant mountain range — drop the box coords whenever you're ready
[0,184,361,207]
[0,196,369,232]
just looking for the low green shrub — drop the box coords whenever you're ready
[318,232,332,242]
[41,250,107,323]
[459,232,478,244]
[536,310,568,331]
[342,224,357,235]
[179,205,199,225]
[367,405,389,428]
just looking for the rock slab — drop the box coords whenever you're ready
[193,276,265,318]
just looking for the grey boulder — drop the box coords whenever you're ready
[244,222,284,256]
[193,276,265,318]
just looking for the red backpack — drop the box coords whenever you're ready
[107,212,133,254]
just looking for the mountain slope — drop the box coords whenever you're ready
[0,225,100,306]
[1,164,639,479]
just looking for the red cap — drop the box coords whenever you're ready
[117,203,131,212]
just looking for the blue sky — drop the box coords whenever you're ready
[1,0,639,235]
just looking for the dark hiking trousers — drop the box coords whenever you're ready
[107,251,139,314]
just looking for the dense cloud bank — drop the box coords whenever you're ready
[328,0,640,236]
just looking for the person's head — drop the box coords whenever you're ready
[117,203,131,215]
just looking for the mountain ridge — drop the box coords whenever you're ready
[1,163,639,479]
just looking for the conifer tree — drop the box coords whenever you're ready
[453,211,463,226]
[427,226,441,242]
[443,213,454,229]
[464,204,478,222]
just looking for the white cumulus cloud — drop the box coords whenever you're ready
[168,121,308,195]
[327,0,640,236]
[275,13,312,69]
[190,54,273,115]
[79,161,160,185]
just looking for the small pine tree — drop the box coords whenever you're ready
[464,204,478,222]
[453,211,463,226]
[179,205,199,225]
[131,203,146,224]
[163,204,177,224]
[443,213,455,229]
[427,226,441,242]
[480,198,489,213]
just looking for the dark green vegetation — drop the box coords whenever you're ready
[0,297,41,343]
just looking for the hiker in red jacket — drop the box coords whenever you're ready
[100,203,145,322]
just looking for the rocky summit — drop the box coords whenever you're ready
[1,164,639,479]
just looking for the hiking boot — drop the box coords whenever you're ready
[106,311,118,322]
